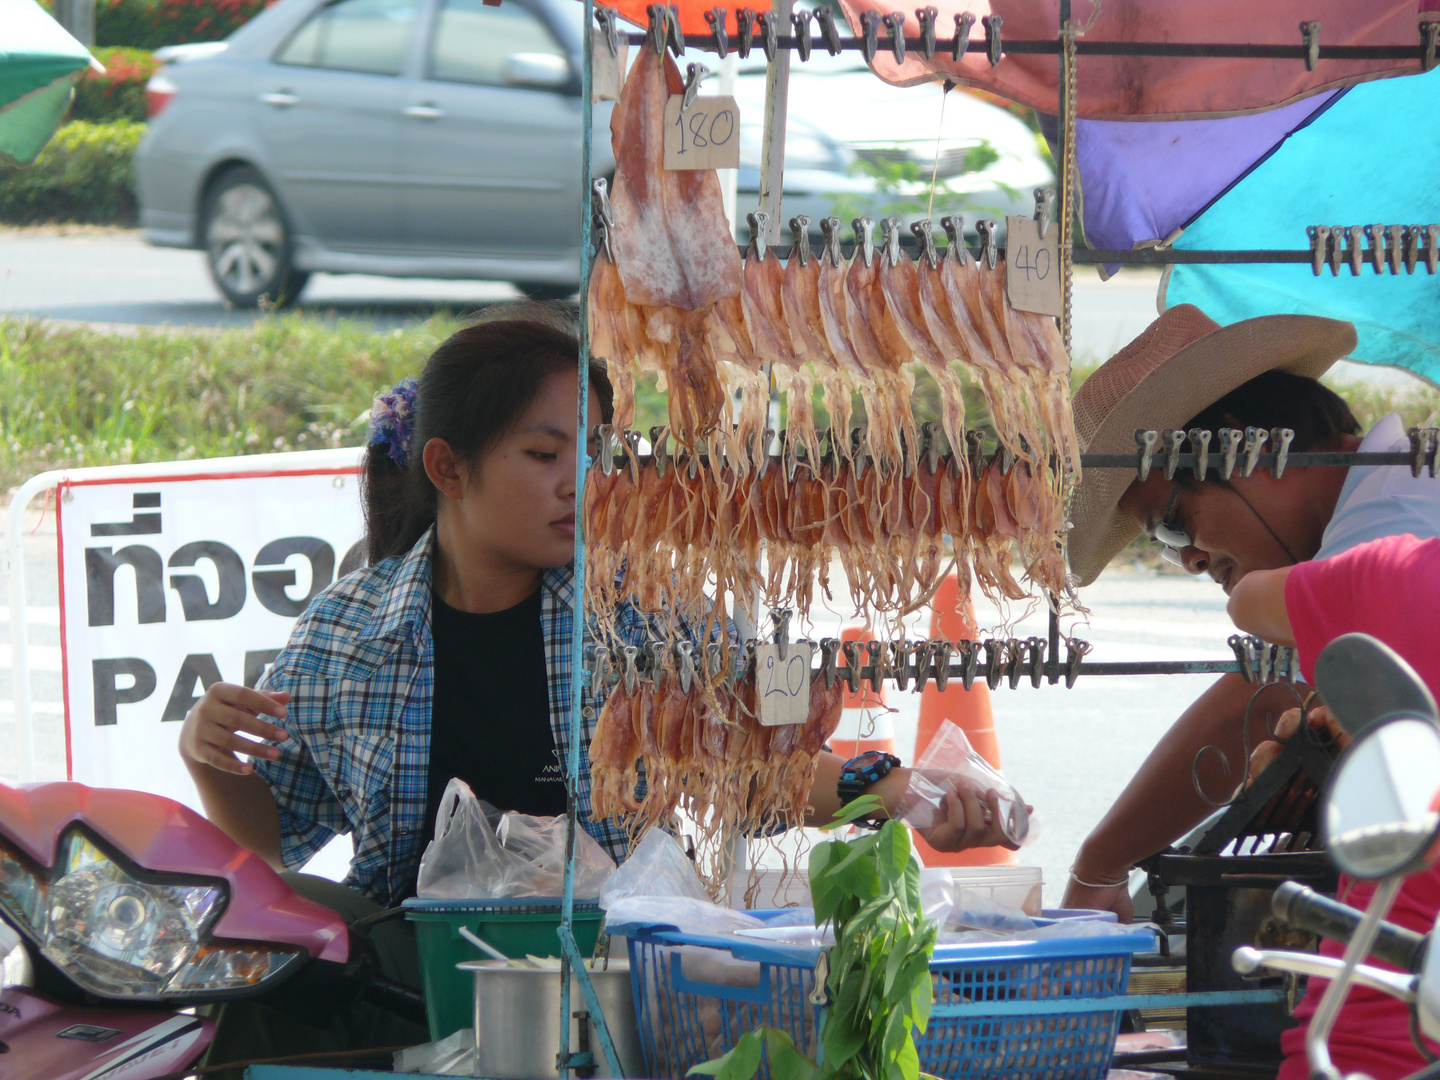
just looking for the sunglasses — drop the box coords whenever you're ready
[1152,483,1191,566]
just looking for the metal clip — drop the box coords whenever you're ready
[952,11,975,60]
[1257,641,1273,686]
[1404,225,1422,274]
[1027,636,1046,689]
[1064,637,1090,689]
[735,7,755,58]
[704,6,729,57]
[891,641,909,691]
[819,638,840,689]
[965,429,986,482]
[648,641,668,685]
[747,210,769,260]
[1300,20,1320,71]
[595,6,621,57]
[993,443,1014,476]
[646,3,668,53]
[842,640,863,694]
[1229,634,1255,684]
[1388,224,1405,275]
[682,63,710,110]
[1424,19,1440,73]
[1241,426,1268,478]
[880,215,904,268]
[940,215,973,266]
[596,423,615,475]
[911,641,933,690]
[622,428,643,476]
[883,11,906,62]
[675,641,696,694]
[809,952,830,1005]
[1306,225,1329,277]
[1328,223,1345,276]
[910,218,940,270]
[859,9,881,63]
[921,421,941,473]
[850,427,869,479]
[591,646,611,696]
[981,12,1002,65]
[1187,428,1212,481]
[983,638,1004,690]
[815,5,843,54]
[755,10,778,61]
[1426,225,1440,274]
[932,639,953,691]
[666,4,684,55]
[1005,639,1024,690]
[1409,427,1439,479]
[620,645,639,694]
[1134,428,1160,482]
[867,640,884,693]
[789,215,813,267]
[1033,187,1055,240]
[915,6,938,59]
[650,425,670,476]
[1217,427,1243,481]
[961,638,980,690]
[1162,429,1187,481]
[820,215,845,268]
[791,8,813,60]
[975,217,999,269]
[852,216,876,268]
[705,640,726,683]
[1365,224,1386,275]
[1346,225,1365,276]
[1270,427,1294,479]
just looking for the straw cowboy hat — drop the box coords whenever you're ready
[1067,304,1357,587]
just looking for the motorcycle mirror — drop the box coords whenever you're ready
[1313,633,1438,738]
[1324,715,1440,880]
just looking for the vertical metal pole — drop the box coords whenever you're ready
[1046,595,1060,685]
[756,0,794,246]
[1057,0,1076,355]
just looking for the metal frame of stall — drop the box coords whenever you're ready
[547,6,1440,1077]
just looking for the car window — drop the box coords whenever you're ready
[277,0,419,76]
[428,0,565,86]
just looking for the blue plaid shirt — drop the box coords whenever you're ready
[251,527,659,907]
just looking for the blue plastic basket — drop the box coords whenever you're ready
[612,912,1153,1080]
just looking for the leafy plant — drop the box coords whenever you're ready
[830,139,1014,225]
[0,120,144,226]
[689,796,938,1080]
[71,48,158,124]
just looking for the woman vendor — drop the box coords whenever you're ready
[181,302,1010,914]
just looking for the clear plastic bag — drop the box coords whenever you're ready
[895,720,1033,846]
[394,1027,479,1075]
[416,778,615,899]
[599,828,712,909]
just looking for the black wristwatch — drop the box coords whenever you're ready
[837,751,901,813]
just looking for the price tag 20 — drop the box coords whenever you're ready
[1005,214,1062,318]
[757,642,814,727]
[663,95,741,171]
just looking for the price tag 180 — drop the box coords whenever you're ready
[663,95,741,171]
[756,641,814,727]
[1004,214,1062,318]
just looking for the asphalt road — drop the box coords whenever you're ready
[1,227,1167,363]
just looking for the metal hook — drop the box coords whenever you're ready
[1134,428,1159,483]
[1217,427,1243,481]
[791,8,813,60]
[682,62,710,110]
[883,11,906,63]
[1241,426,1268,478]
[1270,427,1294,479]
[1033,187,1055,240]
[1162,429,1186,481]
[1184,427,1211,482]
[815,5,843,54]
[859,9,881,63]
[915,6,938,59]
[952,11,975,60]
[981,12,1002,65]
[704,6,729,57]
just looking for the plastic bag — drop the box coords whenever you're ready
[895,720,1033,845]
[416,779,615,899]
[394,1027,479,1076]
[599,828,711,909]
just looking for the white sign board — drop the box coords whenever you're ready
[56,460,365,813]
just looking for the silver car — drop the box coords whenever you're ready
[137,0,1050,307]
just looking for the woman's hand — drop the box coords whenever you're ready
[180,683,291,776]
[1246,703,1348,784]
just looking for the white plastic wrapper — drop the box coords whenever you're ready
[416,779,616,899]
[895,720,1033,845]
[394,1027,479,1076]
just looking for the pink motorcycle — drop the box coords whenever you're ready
[0,781,423,1079]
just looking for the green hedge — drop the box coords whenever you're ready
[71,48,158,124]
[0,121,144,226]
[97,0,268,48]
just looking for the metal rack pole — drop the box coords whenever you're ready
[560,3,623,1075]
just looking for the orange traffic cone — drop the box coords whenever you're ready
[911,572,1016,867]
[831,626,898,760]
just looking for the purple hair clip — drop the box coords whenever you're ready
[368,377,418,467]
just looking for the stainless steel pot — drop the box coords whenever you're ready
[457,959,644,1079]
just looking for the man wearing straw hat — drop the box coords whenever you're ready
[1060,304,1440,919]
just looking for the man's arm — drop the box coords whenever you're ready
[1228,567,1296,645]
[1063,672,1303,918]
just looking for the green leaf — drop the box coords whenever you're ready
[821,1002,865,1071]
[688,1029,764,1080]
[882,934,908,997]
[836,851,882,899]
[894,1033,921,1080]
[902,858,922,912]
[821,794,886,831]
[765,1028,816,1080]
[882,1003,910,1059]
[876,821,911,881]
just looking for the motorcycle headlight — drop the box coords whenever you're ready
[0,829,303,1000]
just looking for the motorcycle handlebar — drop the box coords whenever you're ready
[1273,881,1428,973]
[361,974,428,1027]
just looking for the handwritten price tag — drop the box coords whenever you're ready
[757,642,814,727]
[663,95,741,171]
[1005,214,1062,318]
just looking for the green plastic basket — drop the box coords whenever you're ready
[402,897,606,1041]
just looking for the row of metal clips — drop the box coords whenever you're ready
[1134,426,1294,482]
[1307,223,1440,276]
[1229,635,1301,686]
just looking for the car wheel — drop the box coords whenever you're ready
[516,282,577,302]
[202,167,309,308]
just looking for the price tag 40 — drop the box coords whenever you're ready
[757,642,814,727]
[1005,214,1062,318]
[664,95,741,171]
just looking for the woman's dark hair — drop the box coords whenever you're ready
[1182,371,1361,460]
[361,300,614,563]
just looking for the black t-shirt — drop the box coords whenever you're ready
[422,586,566,846]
